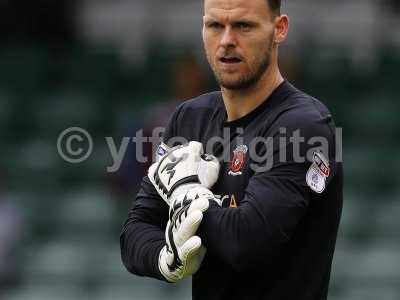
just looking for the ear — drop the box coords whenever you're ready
[274,15,289,44]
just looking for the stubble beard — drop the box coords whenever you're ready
[207,37,274,91]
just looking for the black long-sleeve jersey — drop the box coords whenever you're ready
[120,81,343,300]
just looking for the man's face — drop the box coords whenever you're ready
[203,0,277,90]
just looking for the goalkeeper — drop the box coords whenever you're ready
[120,0,343,299]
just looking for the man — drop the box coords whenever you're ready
[120,0,343,299]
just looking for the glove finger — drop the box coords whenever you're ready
[182,239,206,276]
[160,245,174,268]
[178,141,203,168]
[187,197,209,215]
[180,235,202,263]
[190,245,207,266]
[198,153,220,188]
[188,141,204,156]
[175,210,203,246]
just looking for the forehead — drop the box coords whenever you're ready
[204,0,271,20]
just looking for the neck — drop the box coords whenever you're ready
[221,62,284,122]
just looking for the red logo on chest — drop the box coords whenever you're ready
[228,145,248,176]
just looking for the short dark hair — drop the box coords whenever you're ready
[267,0,281,15]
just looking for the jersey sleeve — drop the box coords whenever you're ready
[120,103,184,280]
[199,105,338,272]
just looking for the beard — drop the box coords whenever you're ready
[206,36,274,90]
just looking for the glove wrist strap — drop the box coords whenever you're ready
[170,183,203,202]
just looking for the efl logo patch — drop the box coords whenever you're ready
[306,151,330,194]
[228,145,248,176]
[156,143,170,162]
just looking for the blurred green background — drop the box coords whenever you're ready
[0,1,399,300]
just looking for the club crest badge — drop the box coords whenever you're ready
[306,151,330,194]
[228,145,248,176]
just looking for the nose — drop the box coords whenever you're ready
[220,27,236,48]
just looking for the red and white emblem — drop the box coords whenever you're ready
[228,145,248,176]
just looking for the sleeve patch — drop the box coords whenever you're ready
[306,152,330,194]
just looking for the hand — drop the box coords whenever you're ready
[158,191,209,282]
[148,141,220,205]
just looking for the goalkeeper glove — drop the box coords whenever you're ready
[158,190,209,282]
[148,141,220,206]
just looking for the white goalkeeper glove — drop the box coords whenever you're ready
[158,190,209,282]
[148,141,220,206]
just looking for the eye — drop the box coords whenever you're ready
[238,22,251,31]
[207,22,224,30]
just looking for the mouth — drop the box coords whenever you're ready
[219,57,242,64]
